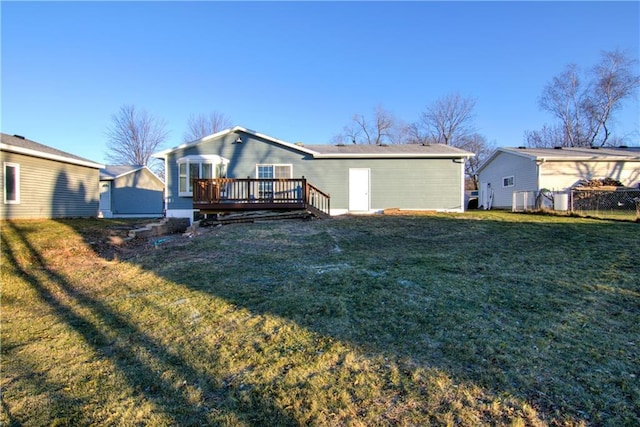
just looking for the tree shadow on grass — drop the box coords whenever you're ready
[19,214,639,425]
[1,221,299,426]
[128,215,640,425]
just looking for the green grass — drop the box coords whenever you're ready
[1,212,639,426]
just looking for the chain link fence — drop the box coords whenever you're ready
[513,188,640,221]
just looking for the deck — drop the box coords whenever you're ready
[192,177,330,218]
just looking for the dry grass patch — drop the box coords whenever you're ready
[2,213,638,426]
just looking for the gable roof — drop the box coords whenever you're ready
[153,126,474,159]
[100,164,164,184]
[477,146,640,174]
[1,133,104,169]
[100,165,144,180]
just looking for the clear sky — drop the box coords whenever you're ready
[2,1,639,164]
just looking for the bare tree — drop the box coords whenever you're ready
[105,105,168,169]
[414,93,492,187]
[183,111,233,142]
[458,133,495,189]
[528,50,640,147]
[334,106,407,145]
[416,93,477,145]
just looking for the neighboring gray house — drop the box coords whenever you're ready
[153,126,473,220]
[477,146,640,209]
[99,165,164,218]
[1,133,104,219]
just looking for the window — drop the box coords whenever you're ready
[177,155,229,196]
[503,176,514,187]
[256,164,292,179]
[256,164,292,198]
[4,162,20,204]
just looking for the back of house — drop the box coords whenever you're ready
[153,126,473,221]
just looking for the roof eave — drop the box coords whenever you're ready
[312,152,474,159]
[152,126,320,158]
[1,143,105,169]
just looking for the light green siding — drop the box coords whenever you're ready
[296,158,463,211]
[1,151,99,219]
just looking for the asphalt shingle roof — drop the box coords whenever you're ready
[1,133,103,168]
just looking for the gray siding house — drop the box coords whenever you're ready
[153,126,473,220]
[99,165,164,218]
[477,146,640,209]
[1,133,104,219]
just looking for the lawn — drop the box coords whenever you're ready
[1,212,638,426]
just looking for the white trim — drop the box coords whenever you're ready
[152,125,473,161]
[255,163,293,178]
[104,165,165,184]
[3,162,20,204]
[177,156,229,197]
[312,152,473,159]
[165,209,196,222]
[177,154,230,164]
[502,175,515,187]
[1,143,104,169]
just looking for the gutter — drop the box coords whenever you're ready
[1,143,105,169]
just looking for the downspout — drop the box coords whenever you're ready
[536,158,545,208]
[458,156,467,212]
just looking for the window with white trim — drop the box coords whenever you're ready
[178,157,228,196]
[256,164,292,179]
[4,162,20,204]
[503,176,514,187]
[256,164,293,198]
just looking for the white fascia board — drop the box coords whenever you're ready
[541,156,640,162]
[152,127,237,158]
[177,154,230,164]
[153,126,320,159]
[111,166,144,179]
[113,166,165,184]
[311,152,474,159]
[237,127,320,156]
[1,143,105,169]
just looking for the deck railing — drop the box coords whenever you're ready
[193,177,330,216]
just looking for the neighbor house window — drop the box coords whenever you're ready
[4,162,20,204]
[503,176,514,187]
[177,155,229,196]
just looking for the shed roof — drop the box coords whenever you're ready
[1,133,104,169]
[153,126,474,159]
[100,165,144,180]
[100,164,164,184]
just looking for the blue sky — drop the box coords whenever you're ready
[2,1,639,164]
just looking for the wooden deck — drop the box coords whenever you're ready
[192,177,330,218]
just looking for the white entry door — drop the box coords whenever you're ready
[99,182,112,217]
[349,168,370,211]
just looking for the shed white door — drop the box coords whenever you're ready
[349,168,370,211]
[99,182,112,217]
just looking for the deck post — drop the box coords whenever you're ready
[302,176,308,205]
